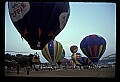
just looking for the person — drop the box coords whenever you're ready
[27,66,30,75]
[16,65,20,74]
[50,65,52,71]
[5,66,8,72]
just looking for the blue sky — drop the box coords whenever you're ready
[5,2,116,63]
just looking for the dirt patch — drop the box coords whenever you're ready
[5,68,115,77]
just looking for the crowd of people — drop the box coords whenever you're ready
[5,62,115,76]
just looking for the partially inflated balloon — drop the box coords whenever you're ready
[71,53,82,66]
[80,34,106,63]
[77,57,92,66]
[70,45,78,53]
[69,59,74,66]
[61,58,68,65]
[41,40,63,65]
[8,2,70,50]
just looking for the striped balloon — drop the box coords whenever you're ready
[80,34,106,63]
[71,53,82,66]
[77,57,92,66]
[41,40,63,65]
[70,45,78,53]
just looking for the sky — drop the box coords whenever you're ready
[5,2,116,63]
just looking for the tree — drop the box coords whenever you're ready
[5,53,12,60]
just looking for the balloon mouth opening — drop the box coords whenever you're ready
[30,45,44,50]
[28,40,46,50]
[27,38,54,50]
[89,58,99,64]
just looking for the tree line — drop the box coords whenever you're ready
[5,53,40,68]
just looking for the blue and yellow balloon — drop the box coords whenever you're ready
[80,34,106,64]
[41,40,63,65]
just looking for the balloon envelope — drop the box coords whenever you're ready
[8,2,70,50]
[41,40,63,65]
[80,34,106,63]
[71,53,82,66]
[70,45,78,53]
[61,58,69,65]
[69,59,74,66]
[77,57,92,66]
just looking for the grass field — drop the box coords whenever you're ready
[5,68,115,77]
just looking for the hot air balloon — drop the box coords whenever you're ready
[41,40,63,65]
[77,57,92,66]
[69,59,74,66]
[71,53,82,66]
[80,34,106,64]
[56,49,65,67]
[61,58,68,66]
[70,45,78,53]
[32,52,40,64]
[8,2,70,50]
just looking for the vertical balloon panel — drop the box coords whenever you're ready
[57,49,65,62]
[56,49,65,66]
